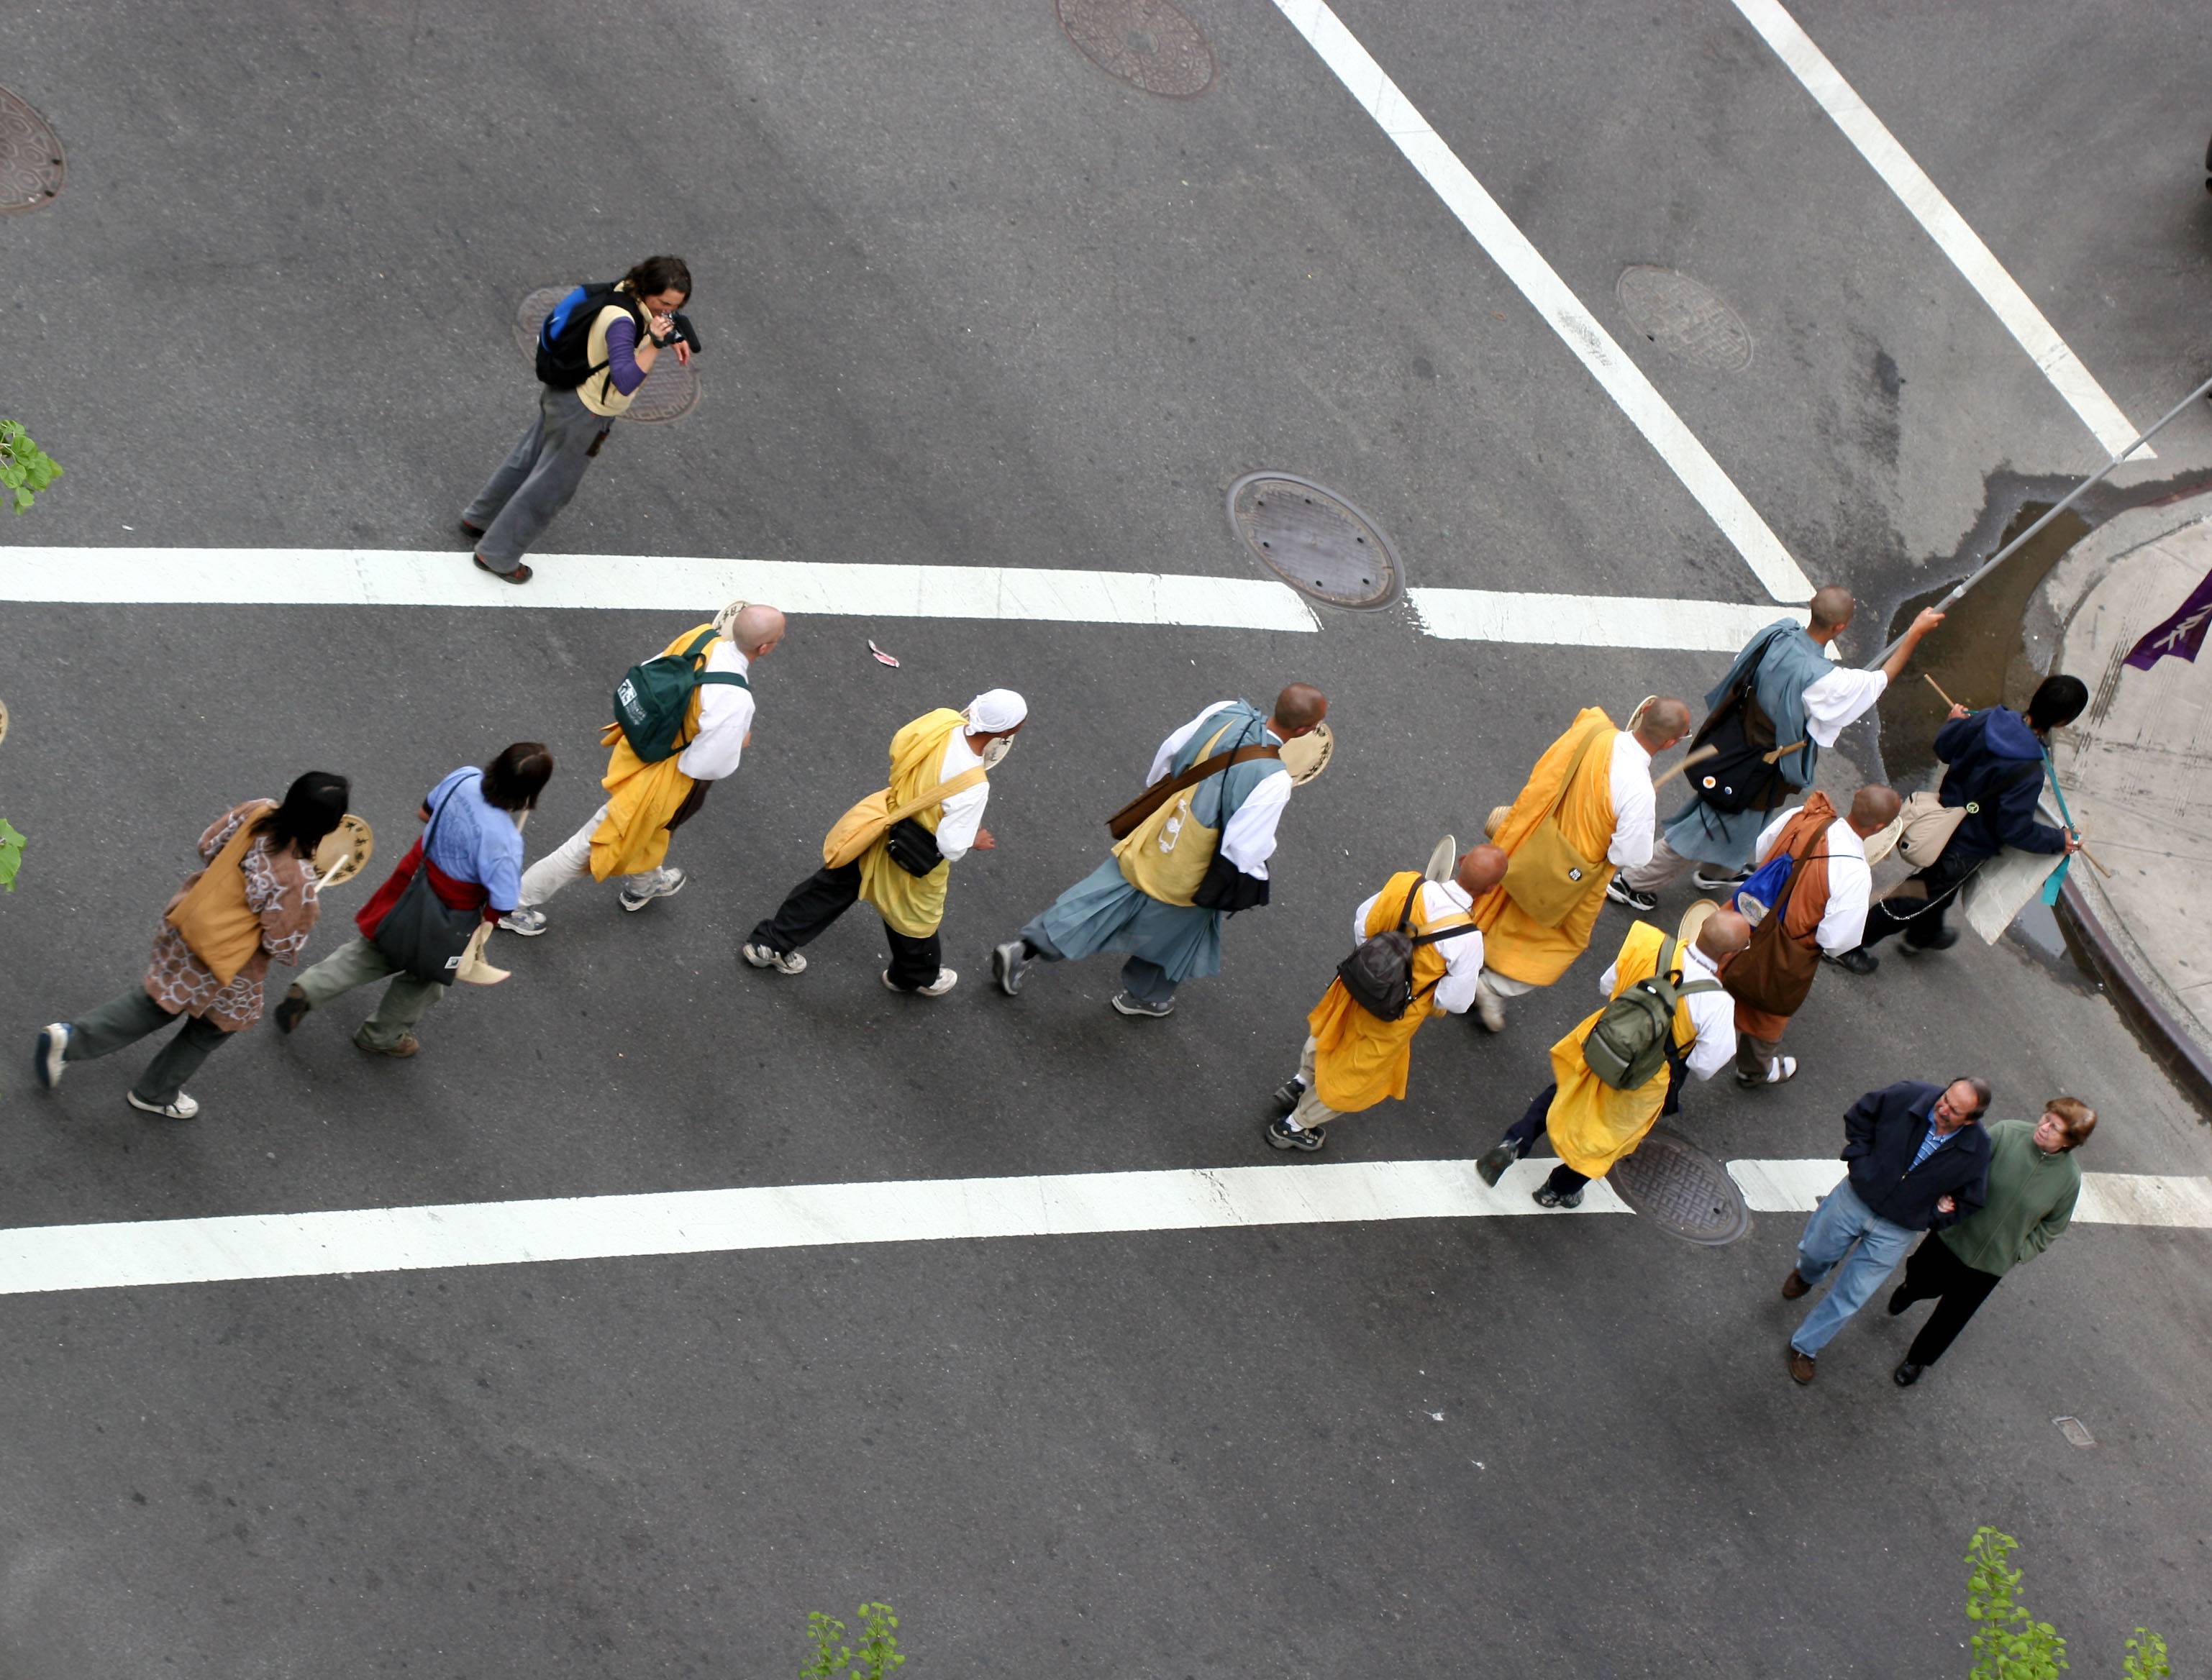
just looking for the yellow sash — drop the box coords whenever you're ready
[857,710,975,937]
[1112,721,1234,907]
[589,624,711,880]
[1472,708,1621,986]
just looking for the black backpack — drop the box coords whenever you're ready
[611,629,750,763]
[535,283,642,395]
[1337,877,1478,1022]
[1688,627,1797,814]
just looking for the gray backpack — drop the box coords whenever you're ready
[1337,877,1478,1022]
[1581,936,1720,1090]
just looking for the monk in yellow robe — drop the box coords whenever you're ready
[1267,846,1509,1153]
[1475,910,1750,1207]
[1470,698,1690,1032]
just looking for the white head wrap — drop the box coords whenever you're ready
[965,689,1028,733]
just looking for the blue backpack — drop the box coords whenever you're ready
[535,282,640,395]
[1732,851,1795,926]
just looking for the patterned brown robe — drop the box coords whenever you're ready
[143,801,322,1031]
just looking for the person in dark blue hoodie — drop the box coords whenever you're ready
[1831,675,2087,972]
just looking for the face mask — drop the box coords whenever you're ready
[979,736,1014,770]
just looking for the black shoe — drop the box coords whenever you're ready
[473,553,532,585]
[1475,1142,1519,1188]
[1893,1361,1925,1387]
[990,939,1027,997]
[1886,1284,1913,1317]
[460,518,486,547]
[1691,868,1749,893]
[1606,878,1657,914]
[1824,946,1879,976]
[1265,1117,1325,1153]
[1902,927,1960,954]
[1531,1182,1583,1210]
[274,985,311,1035]
[1270,1077,1306,1117]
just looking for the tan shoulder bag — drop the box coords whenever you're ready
[1501,726,1611,927]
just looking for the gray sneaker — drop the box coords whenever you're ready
[499,906,549,937]
[1691,868,1748,893]
[619,867,688,913]
[741,941,807,976]
[990,939,1028,996]
[885,967,957,998]
[1110,991,1175,1019]
[1475,1142,1519,1188]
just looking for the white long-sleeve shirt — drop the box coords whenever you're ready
[675,643,755,781]
[929,728,992,863]
[1597,943,1736,1081]
[1148,700,1293,877]
[1753,808,1872,953]
[1351,879,1485,1015]
[1607,733,1657,869]
[1801,667,1888,748]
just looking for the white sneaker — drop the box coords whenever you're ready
[127,1090,200,1120]
[33,1022,70,1089]
[1473,980,1506,1033]
[499,907,549,936]
[619,867,688,912]
[885,967,957,997]
[742,941,807,975]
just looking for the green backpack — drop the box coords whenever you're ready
[612,629,751,763]
[1580,935,1721,1091]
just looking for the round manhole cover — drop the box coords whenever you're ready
[0,88,66,214]
[1056,0,1216,99]
[1226,472,1401,608]
[1609,1127,1751,1246]
[1616,267,1752,372]
[511,286,701,425]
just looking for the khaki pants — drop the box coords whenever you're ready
[1291,1035,1348,1130]
[295,936,445,1051]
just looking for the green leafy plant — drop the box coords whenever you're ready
[0,818,22,892]
[802,1603,904,1680]
[0,419,63,513]
[1965,1528,2170,1679]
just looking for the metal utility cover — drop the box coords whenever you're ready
[1616,266,1753,371]
[1609,1128,1752,1246]
[1056,0,1216,98]
[511,286,701,425]
[1227,472,1401,608]
[0,88,65,214]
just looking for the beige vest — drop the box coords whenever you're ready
[576,299,645,416]
[1113,721,1234,907]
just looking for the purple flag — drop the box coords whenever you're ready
[2124,562,2212,671]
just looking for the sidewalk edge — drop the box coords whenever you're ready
[2055,876,2212,1115]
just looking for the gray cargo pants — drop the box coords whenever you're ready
[465,385,613,570]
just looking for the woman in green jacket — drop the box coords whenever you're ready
[1886,1097,2095,1386]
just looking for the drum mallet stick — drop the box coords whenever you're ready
[1923,672,1965,711]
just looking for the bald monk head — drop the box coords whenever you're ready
[729,603,786,658]
[1633,697,1693,752]
[1456,843,1509,898]
[1696,907,1754,964]
[1847,784,1903,836]
[1807,586,1857,644]
[1271,683,1329,739]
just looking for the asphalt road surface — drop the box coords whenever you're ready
[4,1,2211,1674]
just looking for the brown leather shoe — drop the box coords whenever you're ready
[1780,1269,1811,1300]
[473,553,532,585]
[353,1031,420,1059]
[1787,1344,1816,1385]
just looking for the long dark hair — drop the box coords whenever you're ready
[252,771,350,856]
[482,741,554,812]
[619,255,692,300]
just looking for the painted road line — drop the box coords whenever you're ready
[0,1161,2202,1297]
[1267,0,1813,606]
[4,547,1817,654]
[1410,590,1802,652]
[1728,0,2146,461]
[0,547,1321,634]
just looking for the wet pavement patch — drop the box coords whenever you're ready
[0,88,66,214]
[1056,0,1215,98]
[512,287,700,425]
[1615,267,1752,371]
[1608,1128,1751,1246]
[1226,472,1401,608]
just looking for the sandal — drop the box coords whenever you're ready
[473,554,532,585]
[1738,1055,1799,1087]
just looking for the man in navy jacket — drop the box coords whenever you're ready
[1782,1077,1993,1384]
[1831,675,2085,972]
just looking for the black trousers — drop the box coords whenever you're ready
[1501,1082,1590,1196]
[1893,1234,2003,1366]
[1859,862,1967,950]
[750,861,942,990]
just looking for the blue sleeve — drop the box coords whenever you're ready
[1994,763,2065,853]
[1931,713,1977,763]
[606,316,647,396]
[481,842,523,915]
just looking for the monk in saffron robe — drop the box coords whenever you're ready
[1265,845,1508,1153]
[1470,699,1690,1032]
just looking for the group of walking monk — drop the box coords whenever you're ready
[29,578,2101,1388]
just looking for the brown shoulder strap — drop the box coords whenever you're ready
[1106,740,1282,839]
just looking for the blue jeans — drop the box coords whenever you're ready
[1790,1180,1916,1358]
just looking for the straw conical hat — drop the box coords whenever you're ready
[1424,834,1458,883]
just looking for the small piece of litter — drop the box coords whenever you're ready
[868,640,900,668]
[1427,1411,1444,1423]
[2054,1416,2095,1448]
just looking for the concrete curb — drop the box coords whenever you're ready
[2054,877,2212,1113]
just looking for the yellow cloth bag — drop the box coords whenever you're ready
[1307,872,1467,1113]
[1544,921,1699,1179]
[1473,708,1621,987]
[1112,721,1235,907]
[588,624,713,881]
[1500,722,1610,926]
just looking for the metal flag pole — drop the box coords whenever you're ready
[1865,368,2212,667]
